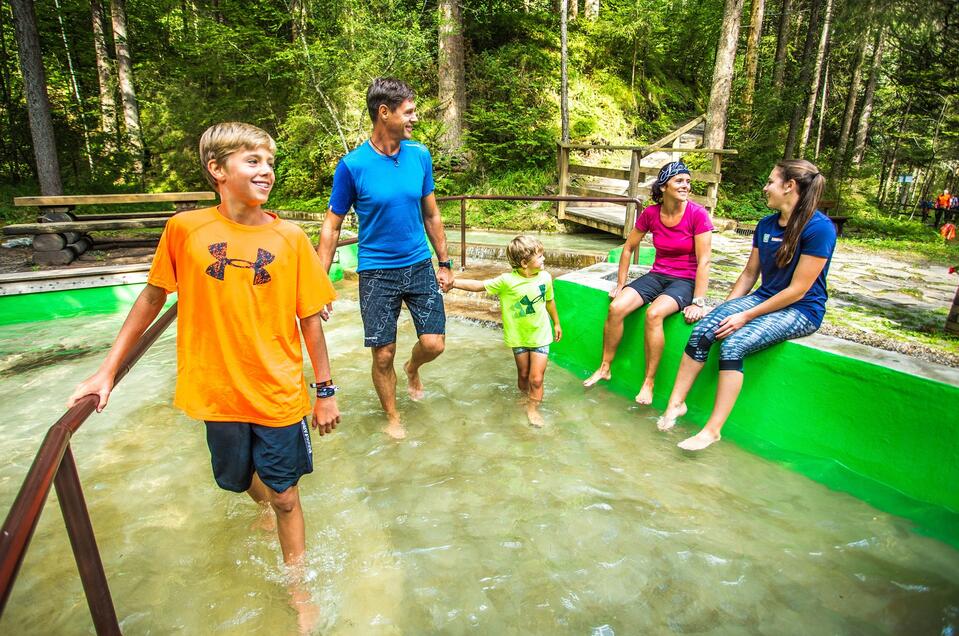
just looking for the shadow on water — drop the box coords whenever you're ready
[0,345,98,377]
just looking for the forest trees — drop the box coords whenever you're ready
[0,0,955,208]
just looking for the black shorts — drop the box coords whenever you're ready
[358,258,447,348]
[627,271,695,309]
[204,418,313,494]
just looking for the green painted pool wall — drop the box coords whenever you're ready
[606,245,656,266]
[551,278,959,546]
[0,283,150,326]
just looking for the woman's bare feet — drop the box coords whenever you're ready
[678,429,721,451]
[583,364,611,387]
[657,401,687,431]
[634,378,655,405]
[403,360,424,401]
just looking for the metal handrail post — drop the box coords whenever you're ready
[459,198,467,270]
[55,445,120,635]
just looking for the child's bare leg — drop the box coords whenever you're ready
[513,350,531,394]
[584,289,644,386]
[247,473,276,532]
[636,295,680,405]
[525,352,548,427]
[657,353,704,430]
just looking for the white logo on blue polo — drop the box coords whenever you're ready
[763,233,771,243]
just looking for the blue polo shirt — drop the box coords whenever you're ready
[752,210,836,327]
[329,140,435,272]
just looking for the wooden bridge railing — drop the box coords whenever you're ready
[556,114,737,238]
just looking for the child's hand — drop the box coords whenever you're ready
[312,396,340,436]
[67,370,115,412]
[554,324,563,342]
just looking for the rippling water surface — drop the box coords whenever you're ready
[1,291,958,634]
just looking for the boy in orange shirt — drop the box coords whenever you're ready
[67,123,339,585]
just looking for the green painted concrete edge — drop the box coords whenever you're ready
[550,277,959,550]
[607,245,656,266]
[0,243,360,325]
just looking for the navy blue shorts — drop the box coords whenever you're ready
[204,418,313,494]
[358,258,447,348]
[627,271,695,309]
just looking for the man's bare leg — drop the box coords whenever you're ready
[371,343,405,439]
[404,334,444,401]
[583,288,645,387]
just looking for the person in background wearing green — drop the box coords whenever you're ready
[452,236,562,427]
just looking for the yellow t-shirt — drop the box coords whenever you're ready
[147,207,336,426]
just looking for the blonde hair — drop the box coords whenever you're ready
[198,122,277,189]
[507,235,544,269]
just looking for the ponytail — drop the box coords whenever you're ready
[775,159,825,269]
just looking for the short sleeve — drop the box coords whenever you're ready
[146,220,180,293]
[421,147,435,197]
[295,230,337,318]
[752,220,762,248]
[484,273,507,297]
[800,218,837,258]
[328,160,356,215]
[691,204,714,235]
[635,205,654,232]
[543,273,554,302]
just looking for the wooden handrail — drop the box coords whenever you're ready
[14,192,216,207]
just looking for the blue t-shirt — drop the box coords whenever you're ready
[751,210,837,327]
[328,140,435,271]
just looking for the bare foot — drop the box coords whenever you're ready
[251,503,276,533]
[527,406,546,428]
[289,582,321,634]
[583,365,611,387]
[678,429,721,451]
[404,360,425,401]
[657,402,687,431]
[384,413,407,440]
[634,379,655,405]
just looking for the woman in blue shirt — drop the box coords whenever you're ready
[657,159,837,451]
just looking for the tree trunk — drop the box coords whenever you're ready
[798,0,832,158]
[742,0,765,124]
[784,0,823,159]
[569,0,578,19]
[111,0,144,176]
[9,0,63,195]
[772,0,793,93]
[91,0,117,154]
[704,0,746,149]
[878,97,911,206]
[438,0,466,151]
[560,0,569,143]
[829,34,866,183]
[852,27,884,168]
[290,0,307,43]
[814,58,828,159]
[584,0,599,20]
[54,0,93,171]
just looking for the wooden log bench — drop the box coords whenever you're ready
[6,192,215,265]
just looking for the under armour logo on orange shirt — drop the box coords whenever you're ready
[205,242,275,285]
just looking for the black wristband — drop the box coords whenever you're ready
[310,381,337,398]
[437,259,453,269]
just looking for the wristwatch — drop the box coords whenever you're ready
[691,297,706,308]
[437,259,453,269]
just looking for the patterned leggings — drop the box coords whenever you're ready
[684,294,818,372]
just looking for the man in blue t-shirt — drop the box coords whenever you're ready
[317,77,454,440]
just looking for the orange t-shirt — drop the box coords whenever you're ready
[147,207,336,426]
[937,194,951,209]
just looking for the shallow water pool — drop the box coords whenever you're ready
[1,290,958,634]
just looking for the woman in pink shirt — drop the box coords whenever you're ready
[583,161,713,404]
